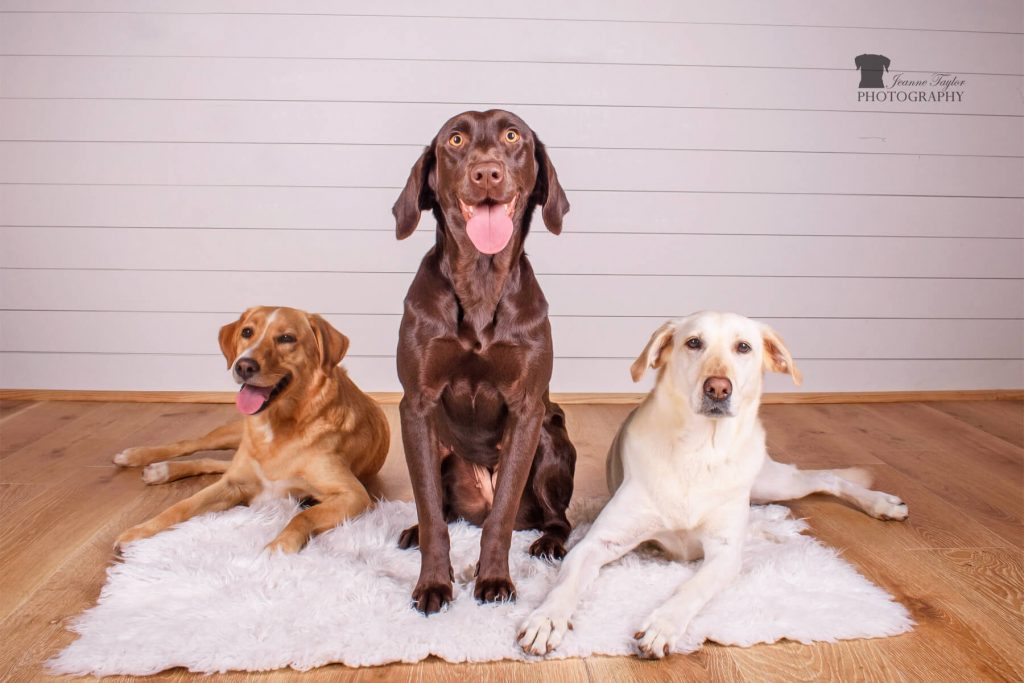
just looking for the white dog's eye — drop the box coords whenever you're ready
[736,341,752,354]
[685,337,703,350]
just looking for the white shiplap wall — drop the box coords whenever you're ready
[1,1,1022,394]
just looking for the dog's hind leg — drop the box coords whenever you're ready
[114,420,243,467]
[141,458,231,485]
[264,470,372,554]
[751,458,908,521]
[517,402,577,560]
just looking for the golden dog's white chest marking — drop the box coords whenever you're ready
[249,459,307,505]
[256,418,274,444]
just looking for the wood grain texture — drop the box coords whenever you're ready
[0,400,1021,681]
[2,388,1021,405]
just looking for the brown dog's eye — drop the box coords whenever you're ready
[276,334,296,344]
[504,129,521,143]
[240,327,254,339]
[448,133,464,147]
[686,337,702,350]
[736,341,752,354]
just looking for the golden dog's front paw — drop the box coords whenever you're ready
[264,533,305,555]
[113,525,155,553]
[141,462,170,485]
[113,447,156,467]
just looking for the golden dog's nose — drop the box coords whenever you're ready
[235,358,260,381]
[703,377,732,401]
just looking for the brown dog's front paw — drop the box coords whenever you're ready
[412,579,452,615]
[529,534,566,561]
[475,575,516,603]
[398,524,420,549]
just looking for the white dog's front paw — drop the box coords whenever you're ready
[518,609,572,656]
[141,462,169,485]
[871,492,908,521]
[635,613,686,659]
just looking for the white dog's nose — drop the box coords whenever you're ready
[703,377,732,401]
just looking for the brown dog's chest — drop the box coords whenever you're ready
[427,337,521,463]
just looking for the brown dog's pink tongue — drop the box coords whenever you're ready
[465,204,513,255]
[235,384,272,415]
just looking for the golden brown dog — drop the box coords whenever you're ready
[112,306,390,553]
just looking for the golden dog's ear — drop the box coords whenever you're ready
[761,325,802,386]
[308,314,349,371]
[218,317,242,369]
[630,320,676,382]
[393,140,437,240]
[531,138,570,235]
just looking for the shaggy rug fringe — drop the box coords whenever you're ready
[49,498,913,676]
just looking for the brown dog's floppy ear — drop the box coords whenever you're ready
[531,138,570,235]
[761,324,802,386]
[218,317,242,369]
[392,140,437,239]
[308,313,349,371]
[630,320,676,382]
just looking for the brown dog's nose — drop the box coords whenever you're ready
[469,160,504,189]
[235,358,260,381]
[703,377,732,401]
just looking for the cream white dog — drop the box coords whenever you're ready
[518,311,908,659]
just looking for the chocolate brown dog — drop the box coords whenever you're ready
[393,110,577,613]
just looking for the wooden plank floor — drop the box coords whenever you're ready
[0,399,1021,682]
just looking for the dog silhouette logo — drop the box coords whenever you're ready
[855,54,890,88]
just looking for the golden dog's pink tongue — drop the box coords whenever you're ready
[236,384,272,415]
[465,204,513,254]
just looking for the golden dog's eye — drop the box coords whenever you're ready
[276,334,296,344]
[736,341,752,354]
[240,327,254,339]
[504,129,520,143]
[686,337,703,350]
[448,133,464,147]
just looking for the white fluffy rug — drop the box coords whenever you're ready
[50,498,912,676]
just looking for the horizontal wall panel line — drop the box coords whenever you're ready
[1,12,1019,36]
[4,267,1019,281]
[2,54,1020,78]
[4,97,1020,119]
[2,140,1019,159]
[3,183,1021,200]
[3,309,1019,321]
[4,351,1020,362]
[7,225,1021,240]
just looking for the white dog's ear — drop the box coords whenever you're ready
[630,320,676,382]
[761,325,802,386]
